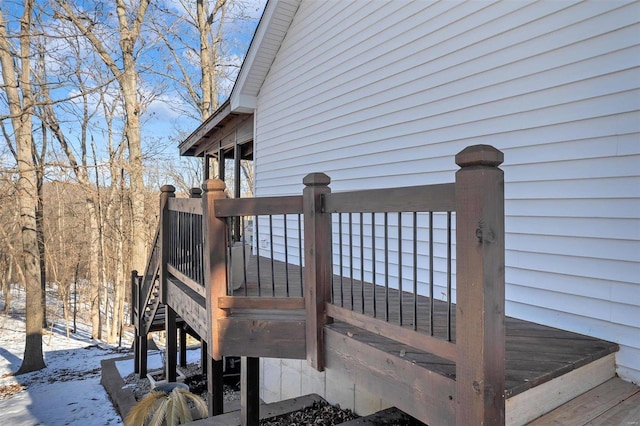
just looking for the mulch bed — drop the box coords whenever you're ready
[123,361,421,425]
[260,400,358,425]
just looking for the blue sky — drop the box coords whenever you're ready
[0,0,267,184]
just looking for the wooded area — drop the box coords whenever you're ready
[0,0,260,374]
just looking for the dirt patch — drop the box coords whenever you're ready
[0,383,25,399]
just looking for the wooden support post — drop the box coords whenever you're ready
[241,356,260,426]
[303,173,333,371]
[201,340,208,374]
[455,145,505,425]
[159,185,175,303]
[218,148,225,180]
[233,141,241,241]
[207,356,224,416]
[202,179,228,360]
[131,270,139,374]
[180,326,187,367]
[138,334,148,378]
[130,270,138,327]
[204,154,211,181]
[133,337,139,375]
[166,306,178,383]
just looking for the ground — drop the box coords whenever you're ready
[0,290,126,426]
[0,289,401,425]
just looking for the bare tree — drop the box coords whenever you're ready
[0,0,46,373]
[150,0,247,120]
[37,34,108,338]
[56,0,151,274]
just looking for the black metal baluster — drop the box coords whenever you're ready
[227,217,233,295]
[349,213,354,310]
[447,212,453,342]
[339,213,344,307]
[384,212,389,322]
[429,212,434,336]
[398,212,403,326]
[269,215,275,297]
[255,215,261,297]
[413,212,418,331]
[284,214,290,297]
[372,213,376,318]
[242,216,248,296]
[179,212,184,274]
[298,213,303,297]
[360,212,365,314]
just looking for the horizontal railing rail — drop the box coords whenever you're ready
[323,183,456,213]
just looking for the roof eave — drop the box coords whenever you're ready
[179,100,231,156]
[178,0,301,156]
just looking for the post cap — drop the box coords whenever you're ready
[202,178,226,192]
[160,184,176,193]
[455,145,504,168]
[303,172,331,186]
[189,187,203,198]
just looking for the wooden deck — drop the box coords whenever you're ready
[159,252,622,423]
[142,153,630,425]
[229,255,618,399]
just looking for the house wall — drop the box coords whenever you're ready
[253,0,640,403]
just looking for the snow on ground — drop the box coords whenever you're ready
[0,289,129,426]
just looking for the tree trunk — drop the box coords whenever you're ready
[120,47,146,274]
[0,1,46,374]
[108,201,126,344]
[88,200,102,339]
[36,167,47,328]
[1,264,10,312]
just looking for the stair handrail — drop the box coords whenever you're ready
[137,185,176,333]
[139,227,160,319]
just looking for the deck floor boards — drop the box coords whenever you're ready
[232,255,618,399]
[529,378,640,425]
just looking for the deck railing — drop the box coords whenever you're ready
[324,184,458,361]
[145,144,505,425]
[166,197,205,288]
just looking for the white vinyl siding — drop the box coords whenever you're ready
[253,0,640,382]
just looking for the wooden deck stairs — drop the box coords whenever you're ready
[130,145,633,425]
[529,377,640,425]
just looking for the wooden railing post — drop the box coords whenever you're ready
[202,178,227,360]
[202,179,227,417]
[455,145,505,425]
[303,172,333,371]
[160,185,175,303]
[190,187,202,198]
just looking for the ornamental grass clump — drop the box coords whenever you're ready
[125,387,208,426]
